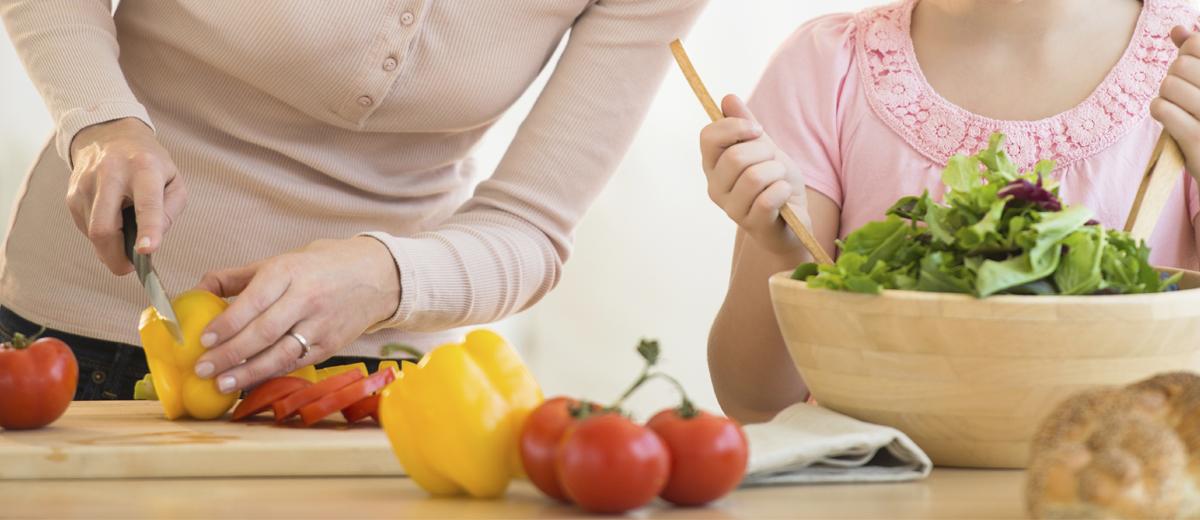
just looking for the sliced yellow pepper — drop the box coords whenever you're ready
[315,362,368,381]
[138,289,238,420]
[378,360,399,374]
[287,364,318,383]
[379,329,542,498]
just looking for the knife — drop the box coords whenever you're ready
[122,206,184,343]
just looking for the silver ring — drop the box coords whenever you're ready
[288,331,311,359]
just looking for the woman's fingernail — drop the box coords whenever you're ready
[195,361,214,378]
[136,236,152,250]
[201,332,217,348]
[218,375,236,393]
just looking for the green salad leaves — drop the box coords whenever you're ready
[793,133,1180,297]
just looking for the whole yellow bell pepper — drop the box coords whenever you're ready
[378,329,542,498]
[138,289,238,420]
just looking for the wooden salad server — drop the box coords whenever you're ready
[1124,132,1187,241]
[669,39,835,266]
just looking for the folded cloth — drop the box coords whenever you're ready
[740,402,932,486]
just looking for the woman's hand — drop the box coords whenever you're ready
[1153,26,1200,179]
[67,117,186,274]
[192,237,401,393]
[700,95,809,257]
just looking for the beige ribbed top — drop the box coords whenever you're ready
[0,0,705,355]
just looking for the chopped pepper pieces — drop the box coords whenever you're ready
[138,290,238,420]
[315,363,368,381]
[379,329,543,498]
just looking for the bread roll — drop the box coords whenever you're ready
[1026,372,1200,519]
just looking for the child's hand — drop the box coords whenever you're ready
[1152,26,1200,179]
[700,95,808,255]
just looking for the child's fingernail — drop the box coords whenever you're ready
[136,236,152,250]
[218,375,236,393]
[195,361,214,378]
[201,332,217,348]
[751,123,763,134]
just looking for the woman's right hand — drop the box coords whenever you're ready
[67,117,186,275]
[700,95,808,256]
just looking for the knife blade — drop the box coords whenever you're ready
[122,206,184,343]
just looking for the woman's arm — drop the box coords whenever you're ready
[360,0,708,332]
[190,0,709,393]
[1,0,153,160]
[708,189,838,424]
[2,1,183,269]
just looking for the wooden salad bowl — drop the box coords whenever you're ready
[768,268,1200,468]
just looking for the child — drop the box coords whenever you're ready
[702,0,1200,424]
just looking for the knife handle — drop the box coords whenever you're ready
[121,205,139,263]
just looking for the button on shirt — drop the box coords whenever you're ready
[0,1,707,354]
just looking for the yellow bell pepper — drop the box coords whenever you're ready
[138,289,238,420]
[287,364,318,383]
[378,360,399,374]
[379,329,542,498]
[315,362,368,381]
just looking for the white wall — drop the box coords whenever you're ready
[505,1,889,418]
[0,24,53,232]
[0,2,889,417]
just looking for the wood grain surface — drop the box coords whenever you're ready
[0,469,1026,519]
[0,401,400,479]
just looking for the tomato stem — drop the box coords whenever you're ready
[644,372,697,418]
[607,339,696,417]
[569,400,598,420]
[7,326,46,350]
[609,339,660,410]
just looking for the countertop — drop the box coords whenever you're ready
[1,468,1026,519]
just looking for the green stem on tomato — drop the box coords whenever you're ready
[608,339,661,411]
[568,400,599,420]
[7,326,46,350]
[613,371,697,419]
[645,372,697,418]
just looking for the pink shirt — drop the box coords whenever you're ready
[750,0,1200,270]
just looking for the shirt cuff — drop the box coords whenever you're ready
[358,231,469,333]
[55,101,155,166]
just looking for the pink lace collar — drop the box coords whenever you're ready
[856,0,1197,172]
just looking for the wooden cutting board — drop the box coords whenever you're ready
[0,401,404,479]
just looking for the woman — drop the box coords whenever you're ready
[0,0,705,399]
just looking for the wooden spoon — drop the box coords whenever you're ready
[1123,132,1186,242]
[669,39,835,266]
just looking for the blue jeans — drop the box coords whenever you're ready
[0,306,393,400]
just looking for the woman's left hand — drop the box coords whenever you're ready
[191,237,400,393]
[1153,26,1200,178]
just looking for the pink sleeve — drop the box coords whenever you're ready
[1,0,155,164]
[747,13,857,208]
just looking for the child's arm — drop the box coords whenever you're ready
[700,95,841,424]
[708,193,839,424]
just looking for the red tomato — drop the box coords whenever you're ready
[519,396,602,501]
[341,394,379,424]
[646,408,748,506]
[231,377,311,421]
[556,413,670,514]
[272,369,363,422]
[0,335,78,430]
[298,368,395,426]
